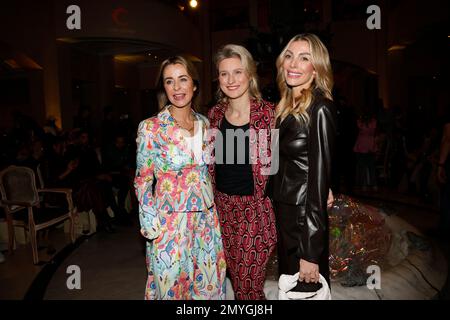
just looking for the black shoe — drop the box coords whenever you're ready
[118,216,133,226]
[105,225,116,233]
[99,222,116,233]
[113,212,133,226]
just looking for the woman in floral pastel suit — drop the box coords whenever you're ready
[134,56,226,300]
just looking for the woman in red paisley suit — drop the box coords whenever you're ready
[207,44,277,300]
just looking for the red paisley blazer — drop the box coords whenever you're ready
[207,98,276,198]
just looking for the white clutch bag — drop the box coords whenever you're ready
[278,273,331,300]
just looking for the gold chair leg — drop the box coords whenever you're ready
[87,210,92,233]
[28,208,39,264]
[6,212,15,255]
[70,214,75,243]
[30,224,39,264]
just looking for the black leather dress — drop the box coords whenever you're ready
[269,89,337,284]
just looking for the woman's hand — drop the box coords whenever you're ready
[299,259,319,283]
[327,189,334,208]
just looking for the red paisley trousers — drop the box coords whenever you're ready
[208,99,277,300]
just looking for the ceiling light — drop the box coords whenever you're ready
[189,0,198,8]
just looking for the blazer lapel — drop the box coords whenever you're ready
[158,106,192,158]
[249,99,261,196]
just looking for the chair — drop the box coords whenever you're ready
[0,165,75,264]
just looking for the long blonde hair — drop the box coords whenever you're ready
[155,55,200,110]
[276,33,333,123]
[214,44,261,103]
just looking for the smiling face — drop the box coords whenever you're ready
[218,57,251,101]
[282,40,316,97]
[163,63,196,109]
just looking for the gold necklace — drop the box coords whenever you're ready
[169,106,195,133]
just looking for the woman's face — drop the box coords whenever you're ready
[282,40,315,96]
[218,57,250,101]
[163,63,196,109]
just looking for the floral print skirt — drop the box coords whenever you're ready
[144,205,226,300]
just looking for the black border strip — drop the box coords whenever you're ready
[23,234,92,300]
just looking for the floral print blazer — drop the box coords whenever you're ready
[134,106,214,240]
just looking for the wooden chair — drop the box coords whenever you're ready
[0,166,75,264]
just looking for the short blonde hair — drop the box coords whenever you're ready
[155,55,200,110]
[276,34,333,123]
[214,44,261,103]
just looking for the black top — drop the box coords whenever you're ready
[215,117,254,196]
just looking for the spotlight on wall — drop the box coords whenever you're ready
[189,0,198,8]
[387,45,406,52]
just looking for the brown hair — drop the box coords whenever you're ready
[155,55,200,110]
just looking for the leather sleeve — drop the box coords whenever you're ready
[298,101,337,264]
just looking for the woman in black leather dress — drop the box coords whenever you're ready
[271,34,337,286]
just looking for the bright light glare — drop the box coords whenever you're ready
[189,0,198,8]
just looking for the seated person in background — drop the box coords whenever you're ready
[75,130,131,226]
[102,133,134,218]
[46,133,115,233]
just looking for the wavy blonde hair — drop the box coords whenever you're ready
[214,44,261,103]
[156,55,200,110]
[276,33,333,123]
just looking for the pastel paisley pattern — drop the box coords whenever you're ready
[134,106,226,300]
